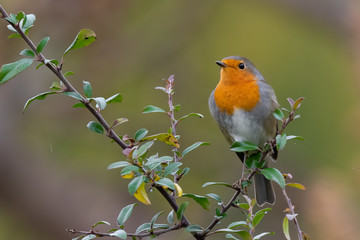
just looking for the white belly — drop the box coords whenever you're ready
[228,109,269,146]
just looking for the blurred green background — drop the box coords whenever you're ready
[1,0,360,239]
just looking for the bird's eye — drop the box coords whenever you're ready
[239,62,245,69]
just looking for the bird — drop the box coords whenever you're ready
[209,56,278,206]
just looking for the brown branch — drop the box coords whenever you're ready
[67,222,184,238]
[155,186,204,240]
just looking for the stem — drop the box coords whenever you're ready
[67,223,183,238]
[165,76,181,186]
[0,5,129,150]
[281,188,303,240]
[203,189,241,235]
[155,186,204,240]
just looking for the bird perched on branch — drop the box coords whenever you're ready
[209,56,278,206]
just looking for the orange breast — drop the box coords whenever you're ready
[214,70,260,114]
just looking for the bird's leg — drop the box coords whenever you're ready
[232,152,249,194]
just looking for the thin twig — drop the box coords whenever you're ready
[281,188,303,240]
[67,223,184,238]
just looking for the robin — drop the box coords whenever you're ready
[209,56,278,206]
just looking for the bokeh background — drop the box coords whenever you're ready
[1,0,360,239]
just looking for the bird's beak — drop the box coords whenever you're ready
[216,61,227,68]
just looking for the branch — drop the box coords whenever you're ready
[281,188,304,240]
[67,223,183,238]
[201,162,259,238]
[203,189,241,236]
[155,186,204,240]
[0,5,129,150]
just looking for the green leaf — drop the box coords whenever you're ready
[176,201,188,220]
[252,208,271,227]
[245,152,262,169]
[82,234,96,240]
[132,142,154,159]
[107,161,130,170]
[261,168,285,189]
[286,135,304,141]
[228,221,248,229]
[72,102,86,108]
[230,141,259,153]
[206,193,222,203]
[254,232,275,240]
[128,176,145,195]
[152,223,170,229]
[5,14,17,24]
[134,128,148,141]
[106,93,123,104]
[216,229,251,235]
[64,71,74,77]
[20,49,35,57]
[135,223,151,234]
[50,81,62,91]
[64,29,96,56]
[225,234,239,240]
[235,231,252,240]
[202,182,232,188]
[23,91,57,113]
[273,109,284,121]
[186,225,204,233]
[182,142,210,157]
[0,58,34,85]
[92,220,111,228]
[117,203,136,226]
[62,91,83,100]
[142,105,166,114]
[173,104,180,112]
[283,216,290,240]
[163,162,182,177]
[276,133,287,151]
[180,167,190,177]
[110,229,127,239]
[93,97,106,110]
[83,81,92,98]
[150,211,164,228]
[22,14,36,30]
[8,33,21,39]
[87,121,104,134]
[177,113,204,123]
[16,11,25,21]
[121,165,139,176]
[167,210,174,224]
[156,178,175,190]
[182,193,210,210]
[237,203,250,210]
[72,235,84,240]
[36,37,50,53]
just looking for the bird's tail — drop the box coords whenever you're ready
[254,172,275,206]
[236,152,275,206]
